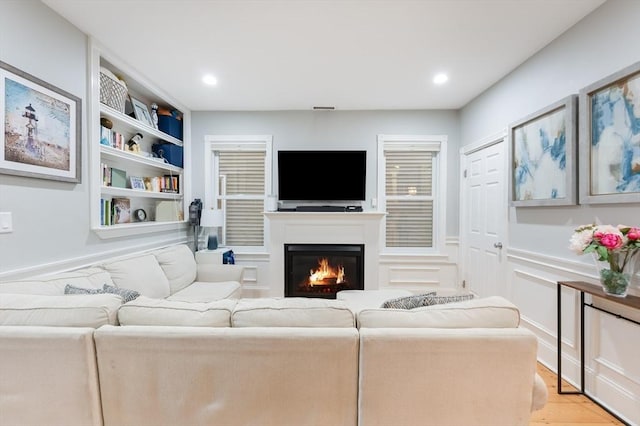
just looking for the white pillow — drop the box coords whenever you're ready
[232,297,355,327]
[0,293,122,327]
[356,296,520,328]
[152,245,197,294]
[102,254,170,299]
[118,296,236,327]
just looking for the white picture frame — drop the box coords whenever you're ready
[129,176,146,190]
[130,97,154,128]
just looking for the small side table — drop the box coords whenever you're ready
[557,280,640,425]
[195,248,232,265]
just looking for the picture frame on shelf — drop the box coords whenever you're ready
[130,96,154,128]
[129,176,146,190]
[578,61,640,204]
[0,60,81,183]
[112,197,131,224]
[508,95,577,207]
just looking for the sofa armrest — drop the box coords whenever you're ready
[196,264,244,283]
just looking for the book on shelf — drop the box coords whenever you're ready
[100,198,112,226]
[112,197,131,224]
[99,126,125,150]
[101,163,127,188]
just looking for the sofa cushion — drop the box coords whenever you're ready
[357,296,520,328]
[0,267,112,295]
[167,281,241,303]
[118,296,236,327]
[102,254,170,299]
[232,297,356,327]
[0,293,122,327]
[380,292,437,309]
[152,244,197,294]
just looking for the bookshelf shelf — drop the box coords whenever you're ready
[88,38,191,237]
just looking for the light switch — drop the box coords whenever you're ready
[0,212,12,233]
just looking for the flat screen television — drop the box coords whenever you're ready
[278,150,366,201]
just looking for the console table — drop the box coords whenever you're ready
[557,280,640,425]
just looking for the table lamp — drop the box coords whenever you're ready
[199,209,224,250]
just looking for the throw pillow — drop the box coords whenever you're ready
[102,284,140,303]
[381,292,437,309]
[64,284,102,295]
[423,293,475,305]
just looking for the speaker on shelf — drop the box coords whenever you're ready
[207,235,219,250]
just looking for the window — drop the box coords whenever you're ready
[377,135,447,252]
[204,135,272,249]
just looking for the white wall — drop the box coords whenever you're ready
[461,0,639,260]
[191,109,461,236]
[0,1,188,279]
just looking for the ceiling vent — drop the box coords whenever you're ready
[312,106,335,110]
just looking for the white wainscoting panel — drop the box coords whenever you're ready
[507,248,640,425]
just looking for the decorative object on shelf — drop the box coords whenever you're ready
[1,60,81,183]
[200,209,224,250]
[112,197,131,224]
[99,66,127,113]
[578,61,640,205]
[133,208,147,222]
[152,142,183,168]
[570,224,640,297]
[508,95,577,207]
[129,176,145,190]
[150,103,159,129]
[126,132,143,153]
[130,96,154,127]
[100,117,113,129]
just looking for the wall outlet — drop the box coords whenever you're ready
[0,212,12,233]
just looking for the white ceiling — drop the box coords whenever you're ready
[42,0,606,111]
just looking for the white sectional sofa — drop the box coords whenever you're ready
[0,245,547,426]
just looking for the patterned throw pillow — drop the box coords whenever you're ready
[64,283,140,303]
[102,284,140,303]
[423,293,475,306]
[64,284,102,295]
[381,292,437,309]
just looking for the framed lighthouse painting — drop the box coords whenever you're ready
[0,60,81,183]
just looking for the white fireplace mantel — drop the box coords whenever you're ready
[264,211,386,297]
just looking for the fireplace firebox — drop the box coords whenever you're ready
[284,244,364,299]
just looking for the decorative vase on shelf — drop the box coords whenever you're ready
[592,250,639,297]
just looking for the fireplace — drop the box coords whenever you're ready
[284,244,364,299]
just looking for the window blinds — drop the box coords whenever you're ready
[384,148,436,248]
[217,151,266,246]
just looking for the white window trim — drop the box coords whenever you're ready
[377,134,447,254]
[203,135,273,251]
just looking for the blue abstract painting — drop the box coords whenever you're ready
[590,71,640,195]
[513,108,567,201]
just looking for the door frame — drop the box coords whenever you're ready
[458,130,509,296]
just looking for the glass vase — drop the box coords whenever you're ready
[592,250,639,297]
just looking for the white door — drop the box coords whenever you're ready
[460,135,508,298]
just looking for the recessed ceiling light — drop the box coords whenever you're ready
[202,74,218,86]
[433,73,448,85]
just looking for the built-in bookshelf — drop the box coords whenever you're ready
[88,38,190,238]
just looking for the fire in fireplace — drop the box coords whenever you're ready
[284,244,364,299]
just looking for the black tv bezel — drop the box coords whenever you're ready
[277,150,366,202]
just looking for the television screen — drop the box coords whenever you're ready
[278,150,366,201]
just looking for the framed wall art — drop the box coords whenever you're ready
[508,95,577,207]
[0,60,81,183]
[578,61,640,204]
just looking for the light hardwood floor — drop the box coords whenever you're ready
[530,363,625,425]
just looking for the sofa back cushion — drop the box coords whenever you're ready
[102,254,170,299]
[232,297,355,327]
[118,296,236,327]
[0,267,112,295]
[152,244,197,294]
[356,296,520,328]
[0,293,122,327]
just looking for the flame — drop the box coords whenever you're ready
[309,258,345,286]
